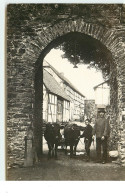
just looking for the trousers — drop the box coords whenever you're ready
[96,137,107,161]
[84,138,92,157]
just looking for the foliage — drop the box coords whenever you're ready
[57,33,113,79]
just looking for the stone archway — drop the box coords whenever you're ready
[23,19,124,163]
[7,17,125,166]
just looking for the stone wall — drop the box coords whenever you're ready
[106,61,118,151]
[7,4,125,166]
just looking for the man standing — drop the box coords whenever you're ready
[92,109,110,164]
[80,119,93,161]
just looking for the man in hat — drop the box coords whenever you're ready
[92,109,110,164]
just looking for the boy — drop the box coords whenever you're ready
[79,119,93,161]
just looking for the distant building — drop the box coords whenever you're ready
[94,80,110,115]
[84,99,95,122]
[43,60,85,122]
[94,80,110,106]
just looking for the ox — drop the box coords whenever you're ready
[44,123,61,159]
[64,123,84,158]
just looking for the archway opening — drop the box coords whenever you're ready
[34,32,117,157]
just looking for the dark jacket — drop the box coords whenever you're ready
[80,124,93,140]
[92,117,110,138]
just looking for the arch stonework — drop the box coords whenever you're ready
[23,19,124,65]
[7,18,125,166]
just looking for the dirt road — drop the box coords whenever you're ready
[7,145,125,181]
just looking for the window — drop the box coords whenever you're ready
[63,100,70,121]
[48,94,57,122]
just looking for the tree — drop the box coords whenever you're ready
[56,32,113,79]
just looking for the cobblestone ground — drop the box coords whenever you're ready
[7,137,125,181]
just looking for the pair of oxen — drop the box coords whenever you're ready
[44,122,84,159]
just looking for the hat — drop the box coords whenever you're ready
[98,109,106,113]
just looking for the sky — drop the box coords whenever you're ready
[45,48,104,99]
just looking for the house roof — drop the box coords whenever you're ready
[43,69,70,101]
[93,80,109,90]
[43,60,85,98]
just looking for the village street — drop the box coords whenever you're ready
[7,137,125,181]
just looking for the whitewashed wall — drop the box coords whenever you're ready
[95,83,110,106]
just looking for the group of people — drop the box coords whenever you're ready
[79,109,110,164]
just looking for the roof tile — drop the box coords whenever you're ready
[43,69,70,101]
